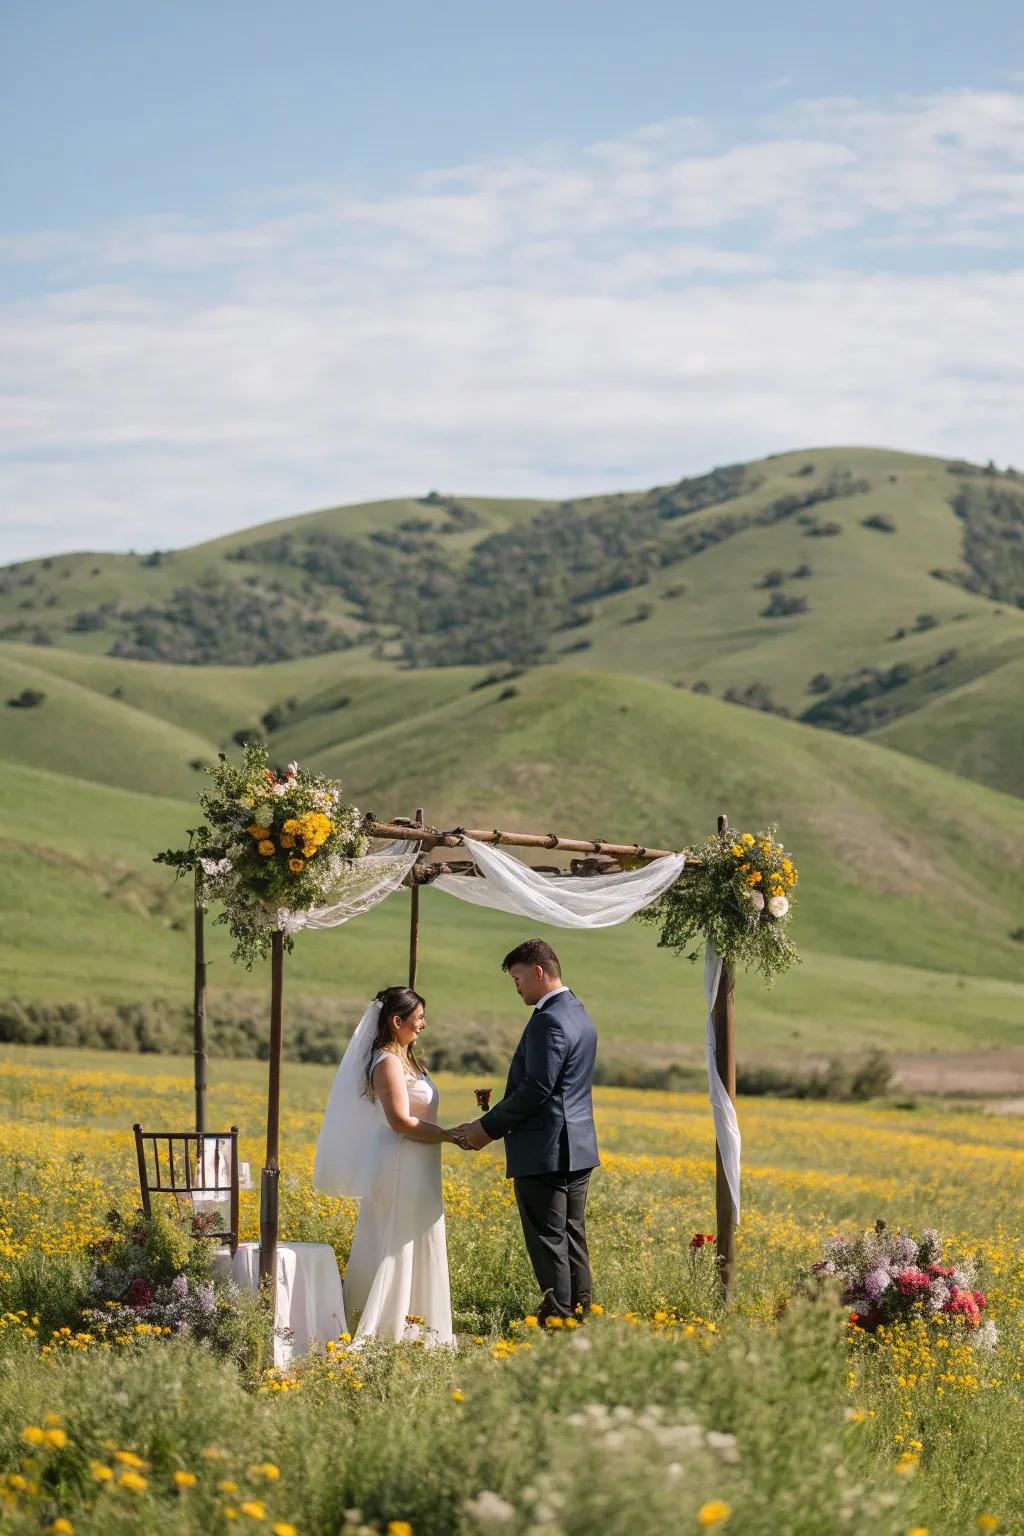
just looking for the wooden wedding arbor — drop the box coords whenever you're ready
[188,811,739,1304]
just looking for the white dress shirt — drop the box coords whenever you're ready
[534,984,570,1011]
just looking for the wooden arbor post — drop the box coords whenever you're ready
[258,930,286,1298]
[713,813,738,1300]
[408,808,425,989]
[193,867,208,1135]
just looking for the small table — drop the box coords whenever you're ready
[213,1241,348,1367]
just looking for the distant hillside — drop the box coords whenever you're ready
[4,674,1024,1068]
[2,446,1022,796]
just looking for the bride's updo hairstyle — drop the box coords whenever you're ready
[364,986,427,1096]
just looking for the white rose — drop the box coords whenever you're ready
[768,895,789,918]
[747,889,765,911]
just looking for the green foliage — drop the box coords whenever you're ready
[939,481,1024,607]
[639,826,799,986]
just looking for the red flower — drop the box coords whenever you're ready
[894,1267,931,1296]
[690,1232,716,1249]
[126,1277,153,1310]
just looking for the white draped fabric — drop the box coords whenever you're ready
[312,1000,385,1199]
[432,836,687,926]
[704,944,741,1224]
[275,840,420,934]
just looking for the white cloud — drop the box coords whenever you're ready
[2,88,1024,560]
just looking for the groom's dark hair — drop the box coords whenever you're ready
[502,939,561,977]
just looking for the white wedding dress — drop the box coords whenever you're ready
[341,1049,456,1347]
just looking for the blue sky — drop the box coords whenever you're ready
[2,1,1023,559]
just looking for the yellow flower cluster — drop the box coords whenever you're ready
[730,831,798,891]
[282,811,334,859]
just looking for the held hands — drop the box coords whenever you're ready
[446,1119,494,1152]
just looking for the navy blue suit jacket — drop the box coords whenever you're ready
[479,989,600,1179]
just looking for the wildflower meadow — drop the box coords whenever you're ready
[2,1045,1024,1535]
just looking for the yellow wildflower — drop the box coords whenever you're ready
[43,1413,63,1427]
[697,1501,731,1528]
[280,834,296,848]
[117,1470,148,1493]
[977,1519,999,1534]
[114,1450,147,1468]
[89,1461,114,1483]
[240,1500,267,1519]
[50,1522,74,1535]
[250,1463,280,1481]
[175,1470,197,1488]
[43,1428,67,1449]
[387,1524,414,1536]
[451,1389,465,1403]
[288,858,304,873]
[741,832,755,846]
[247,824,271,839]
[747,872,762,885]
[21,1425,45,1446]
[258,839,276,857]
[219,1480,240,1493]
[273,1526,298,1536]
[524,1315,539,1328]
[590,1303,604,1315]
[730,844,743,857]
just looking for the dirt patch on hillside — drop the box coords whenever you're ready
[892,1049,1024,1102]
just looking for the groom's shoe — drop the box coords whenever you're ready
[536,1292,570,1325]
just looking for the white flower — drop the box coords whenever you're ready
[767,894,789,918]
[287,761,300,776]
[272,782,289,796]
[706,1429,740,1463]
[199,857,232,878]
[747,889,765,911]
[975,1319,998,1350]
[464,1490,516,1525]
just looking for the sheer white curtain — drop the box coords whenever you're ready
[432,836,686,925]
[275,841,420,934]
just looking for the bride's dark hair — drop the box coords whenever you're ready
[364,986,427,1097]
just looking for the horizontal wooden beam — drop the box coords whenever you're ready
[369,819,692,863]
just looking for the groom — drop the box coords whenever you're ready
[454,939,599,1321]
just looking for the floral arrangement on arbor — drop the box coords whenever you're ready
[155,742,369,966]
[637,824,799,985]
[809,1221,995,1347]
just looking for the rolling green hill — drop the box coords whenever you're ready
[3,668,1023,1074]
[2,444,1022,1080]
[2,447,1022,796]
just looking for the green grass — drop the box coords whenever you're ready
[2,1046,1024,1534]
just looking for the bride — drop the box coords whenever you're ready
[313,986,458,1346]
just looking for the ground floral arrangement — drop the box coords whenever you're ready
[639,825,799,985]
[2,1052,1024,1535]
[155,743,369,966]
[809,1220,995,1345]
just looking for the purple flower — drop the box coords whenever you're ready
[895,1234,918,1264]
[865,1267,892,1300]
[172,1273,189,1300]
[196,1283,216,1316]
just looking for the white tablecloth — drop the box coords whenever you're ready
[213,1241,348,1367]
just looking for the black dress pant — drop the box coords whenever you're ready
[513,1168,593,1317]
